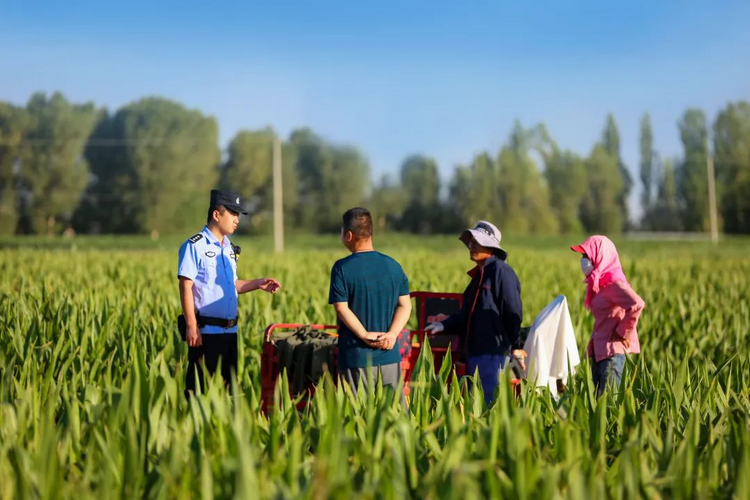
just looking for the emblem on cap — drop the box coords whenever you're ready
[236,197,240,204]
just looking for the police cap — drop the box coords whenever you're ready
[209,189,248,215]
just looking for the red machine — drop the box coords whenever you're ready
[260,291,519,412]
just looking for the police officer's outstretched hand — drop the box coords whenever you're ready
[258,278,282,294]
[187,324,202,347]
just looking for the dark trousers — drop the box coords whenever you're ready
[185,333,238,396]
[466,354,509,405]
[591,354,625,397]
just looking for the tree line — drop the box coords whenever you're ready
[1,92,749,237]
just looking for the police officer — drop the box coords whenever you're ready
[178,189,281,396]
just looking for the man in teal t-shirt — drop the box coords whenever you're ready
[329,207,412,393]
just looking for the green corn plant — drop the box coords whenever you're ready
[0,239,748,498]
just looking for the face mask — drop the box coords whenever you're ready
[581,257,594,277]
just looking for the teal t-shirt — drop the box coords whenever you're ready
[328,251,410,369]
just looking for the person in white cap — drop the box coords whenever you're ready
[425,220,523,404]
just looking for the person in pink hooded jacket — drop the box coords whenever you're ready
[571,235,645,396]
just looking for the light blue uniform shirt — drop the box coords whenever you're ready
[178,226,239,334]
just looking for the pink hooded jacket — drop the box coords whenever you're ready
[571,235,645,362]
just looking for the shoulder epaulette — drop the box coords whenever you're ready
[188,233,203,244]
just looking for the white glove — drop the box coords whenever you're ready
[425,322,444,334]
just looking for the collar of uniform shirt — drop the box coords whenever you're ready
[202,225,231,248]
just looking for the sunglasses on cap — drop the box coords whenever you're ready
[474,222,499,242]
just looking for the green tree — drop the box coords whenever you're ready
[713,101,750,234]
[448,164,470,223]
[601,114,632,228]
[80,97,219,235]
[0,103,28,235]
[580,144,624,233]
[368,174,407,232]
[449,152,501,227]
[221,128,274,232]
[19,92,97,235]
[532,123,587,234]
[449,123,557,235]
[640,113,655,210]
[288,128,369,232]
[73,109,133,234]
[223,129,273,197]
[280,140,300,230]
[677,109,710,232]
[330,145,371,229]
[495,122,557,234]
[645,158,682,231]
[399,154,441,233]
[290,128,331,231]
[543,148,587,234]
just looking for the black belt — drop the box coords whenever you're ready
[199,315,238,328]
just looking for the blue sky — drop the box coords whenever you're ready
[3,1,750,218]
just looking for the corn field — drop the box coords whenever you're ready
[1,236,749,499]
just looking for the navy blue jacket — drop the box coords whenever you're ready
[440,256,523,357]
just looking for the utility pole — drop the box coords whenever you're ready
[273,136,284,253]
[707,149,719,244]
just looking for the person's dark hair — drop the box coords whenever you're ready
[342,207,373,240]
[207,205,228,224]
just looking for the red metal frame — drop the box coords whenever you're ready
[407,291,467,384]
[260,291,519,412]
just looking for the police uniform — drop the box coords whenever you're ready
[178,190,248,394]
